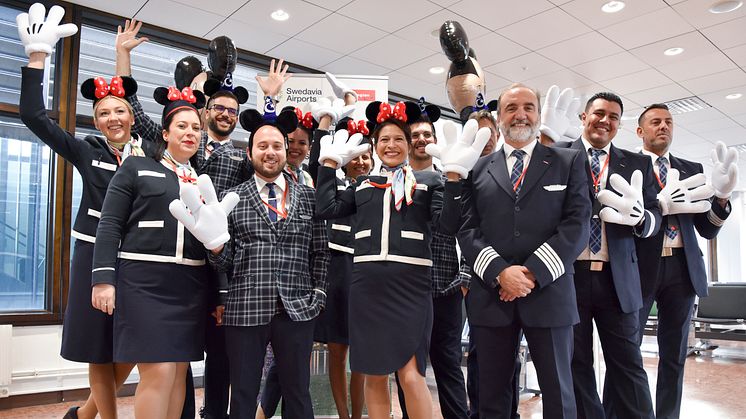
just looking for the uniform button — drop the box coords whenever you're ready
[514,231,520,237]
[515,206,520,212]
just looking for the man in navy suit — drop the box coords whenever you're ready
[562,92,659,419]
[442,83,591,418]
[634,103,735,419]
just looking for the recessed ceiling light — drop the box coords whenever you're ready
[664,47,684,56]
[429,66,445,75]
[271,9,289,21]
[726,93,743,100]
[709,0,743,14]
[601,1,626,13]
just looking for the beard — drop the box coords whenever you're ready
[499,119,539,143]
[208,116,236,137]
[252,157,285,180]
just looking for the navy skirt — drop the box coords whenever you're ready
[113,260,208,363]
[349,261,432,376]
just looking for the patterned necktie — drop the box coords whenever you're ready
[296,168,306,186]
[267,183,277,222]
[589,148,606,254]
[510,149,527,194]
[666,225,678,240]
[657,156,668,186]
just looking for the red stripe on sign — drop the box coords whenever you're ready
[354,90,376,101]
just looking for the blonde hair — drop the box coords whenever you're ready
[93,96,134,118]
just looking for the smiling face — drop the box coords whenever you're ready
[286,127,310,168]
[344,149,373,180]
[497,87,540,146]
[94,96,134,143]
[163,109,201,163]
[251,125,287,181]
[375,123,410,168]
[637,107,673,156]
[206,95,238,139]
[582,98,622,149]
[409,121,435,163]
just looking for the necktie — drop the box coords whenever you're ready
[267,183,277,222]
[296,169,306,186]
[657,156,668,186]
[510,149,527,194]
[666,225,678,240]
[589,148,606,254]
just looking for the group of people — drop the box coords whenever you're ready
[16,3,739,419]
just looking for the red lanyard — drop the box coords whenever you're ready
[654,169,665,189]
[369,181,392,189]
[589,154,611,194]
[164,157,197,183]
[262,183,289,219]
[513,163,529,192]
[107,143,124,166]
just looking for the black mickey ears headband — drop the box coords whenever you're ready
[459,92,497,122]
[153,86,207,122]
[282,105,319,133]
[81,76,138,104]
[203,72,250,104]
[404,97,441,124]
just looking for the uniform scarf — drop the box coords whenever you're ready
[380,163,417,211]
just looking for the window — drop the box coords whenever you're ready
[714,191,744,283]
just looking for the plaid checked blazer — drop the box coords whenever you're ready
[209,172,330,327]
[430,169,462,297]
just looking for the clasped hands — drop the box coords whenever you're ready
[497,265,536,302]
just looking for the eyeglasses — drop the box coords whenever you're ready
[209,104,239,117]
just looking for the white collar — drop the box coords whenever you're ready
[254,173,287,194]
[641,148,671,164]
[502,139,538,158]
[581,137,612,155]
[208,134,232,146]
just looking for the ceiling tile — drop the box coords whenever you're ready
[134,0,224,38]
[468,32,529,68]
[302,0,356,11]
[559,0,669,30]
[732,112,746,126]
[486,52,564,82]
[700,16,746,50]
[657,51,737,81]
[427,0,461,6]
[396,53,450,85]
[394,9,491,53]
[601,68,673,95]
[296,13,387,55]
[629,31,721,68]
[350,34,434,70]
[65,0,147,17]
[172,0,246,16]
[599,7,694,50]
[266,38,343,69]
[571,51,650,81]
[497,7,591,51]
[449,0,554,31]
[522,69,593,97]
[538,31,623,67]
[698,85,746,116]
[337,0,441,32]
[673,0,746,29]
[683,117,741,134]
[724,44,746,68]
[667,126,707,147]
[387,71,443,100]
[699,127,746,146]
[231,0,331,38]
[205,19,288,54]
[674,142,716,161]
[484,74,514,98]
[673,107,730,129]
[625,83,692,107]
[321,56,390,77]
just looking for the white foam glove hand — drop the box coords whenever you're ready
[710,141,738,199]
[16,3,78,57]
[318,129,368,167]
[169,174,240,250]
[540,85,582,143]
[325,72,357,100]
[657,169,713,216]
[311,97,355,125]
[426,119,490,179]
[597,170,645,226]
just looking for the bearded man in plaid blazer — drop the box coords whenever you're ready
[209,119,329,419]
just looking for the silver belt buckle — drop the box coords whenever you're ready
[590,261,604,271]
[661,247,673,257]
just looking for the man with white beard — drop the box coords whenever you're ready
[441,83,591,418]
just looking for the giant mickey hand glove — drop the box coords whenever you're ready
[540,85,582,143]
[169,174,240,250]
[710,141,739,199]
[16,3,78,57]
[597,170,645,226]
[657,169,713,216]
[425,119,490,179]
[311,97,355,125]
[318,129,369,167]
[325,72,358,101]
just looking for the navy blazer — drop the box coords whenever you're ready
[564,139,662,313]
[445,142,591,328]
[635,154,729,298]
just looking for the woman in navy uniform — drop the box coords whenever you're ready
[16,5,152,418]
[90,86,223,418]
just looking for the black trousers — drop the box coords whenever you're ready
[202,311,230,419]
[396,291,469,419]
[472,322,575,419]
[572,263,653,419]
[466,330,521,419]
[638,249,695,419]
[225,314,315,419]
[260,356,283,417]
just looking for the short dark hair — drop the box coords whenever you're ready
[496,83,542,116]
[371,119,411,145]
[585,92,624,115]
[408,118,436,139]
[207,90,239,110]
[154,107,201,161]
[637,103,669,126]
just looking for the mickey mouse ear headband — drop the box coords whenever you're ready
[459,92,497,122]
[240,97,299,151]
[81,76,138,104]
[282,105,318,133]
[154,86,207,122]
[336,117,373,138]
[365,101,408,133]
[404,97,441,124]
[203,72,249,104]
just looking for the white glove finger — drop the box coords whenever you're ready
[333,129,350,146]
[714,142,727,166]
[679,172,706,189]
[316,97,331,108]
[347,144,371,160]
[442,121,458,148]
[543,85,559,114]
[472,126,492,155]
[28,3,46,29]
[724,146,738,168]
[599,207,624,224]
[219,192,240,215]
[169,200,197,230]
[597,189,627,212]
[45,5,66,27]
[425,143,442,159]
[607,173,635,197]
[16,13,29,36]
[180,182,204,212]
[556,88,574,113]
[459,119,479,146]
[688,184,715,202]
[196,174,219,205]
[347,132,364,147]
[686,200,712,214]
[629,170,643,193]
[667,168,681,185]
[56,23,78,38]
[566,97,581,120]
